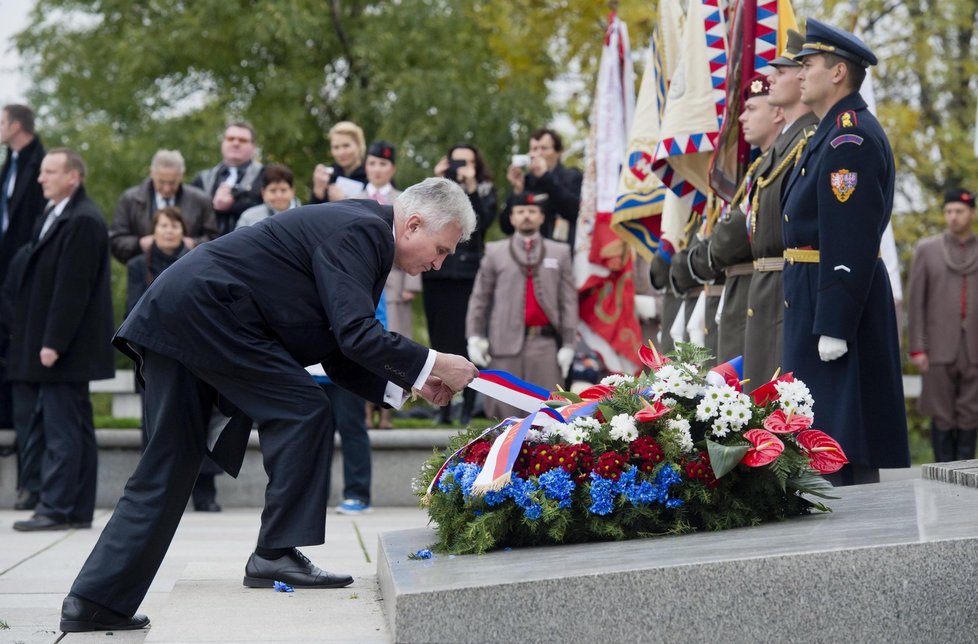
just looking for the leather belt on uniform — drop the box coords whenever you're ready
[724,262,754,278]
[783,248,881,264]
[704,284,725,297]
[753,256,786,272]
[525,325,558,338]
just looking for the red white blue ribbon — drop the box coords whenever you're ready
[467,370,551,414]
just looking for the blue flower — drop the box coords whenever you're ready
[539,468,575,504]
[274,581,294,592]
[523,504,543,521]
[665,498,685,509]
[588,472,616,515]
[484,488,508,507]
[508,475,538,510]
[413,548,433,559]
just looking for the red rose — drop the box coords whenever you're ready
[629,436,665,466]
[463,440,492,466]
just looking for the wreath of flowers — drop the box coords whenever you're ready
[417,343,847,555]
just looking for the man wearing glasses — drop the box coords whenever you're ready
[192,122,265,235]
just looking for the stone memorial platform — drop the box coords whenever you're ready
[378,471,978,643]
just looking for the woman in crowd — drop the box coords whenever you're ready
[425,144,497,425]
[235,163,300,229]
[309,121,368,203]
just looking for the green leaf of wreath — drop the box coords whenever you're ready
[706,439,749,479]
[786,471,841,500]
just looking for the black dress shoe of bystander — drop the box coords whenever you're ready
[243,548,354,588]
[60,595,150,632]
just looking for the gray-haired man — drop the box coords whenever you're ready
[109,149,218,263]
[61,178,480,633]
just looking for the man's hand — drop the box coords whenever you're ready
[40,347,59,367]
[506,165,525,193]
[528,155,548,178]
[910,352,929,373]
[418,376,454,407]
[139,234,154,252]
[213,184,234,212]
[431,351,479,393]
[818,335,848,362]
[557,346,575,378]
[466,336,491,368]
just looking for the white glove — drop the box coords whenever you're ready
[466,336,491,368]
[818,335,848,362]
[634,294,657,321]
[557,346,575,378]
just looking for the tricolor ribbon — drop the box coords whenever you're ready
[467,370,551,414]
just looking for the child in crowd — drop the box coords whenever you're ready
[235,163,300,229]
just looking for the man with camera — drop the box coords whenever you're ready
[192,122,265,236]
[500,128,583,249]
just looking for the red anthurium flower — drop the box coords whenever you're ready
[638,342,671,371]
[748,372,795,406]
[762,409,813,434]
[796,430,848,474]
[578,384,615,401]
[634,398,671,422]
[741,429,785,467]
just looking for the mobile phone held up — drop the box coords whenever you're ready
[445,158,467,182]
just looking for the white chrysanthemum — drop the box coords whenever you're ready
[542,422,569,440]
[696,398,719,421]
[711,418,731,438]
[558,423,591,445]
[600,373,634,387]
[775,379,815,419]
[662,397,678,407]
[667,418,695,453]
[718,399,752,431]
[573,416,602,432]
[609,413,639,442]
[524,429,545,443]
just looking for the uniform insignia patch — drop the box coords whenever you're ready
[837,110,857,128]
[830,169,857,203]
[830,134,864,148]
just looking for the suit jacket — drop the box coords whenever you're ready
[907,232,978,364]
[110,178,218,262]
[6,186,115,383]
[742,112,818,387]
[781,92,908,468]
[501,163,583,247]
[466,235,577,356]
[116,199,429,403]
[0,136,46,284]
[192,161,264,235]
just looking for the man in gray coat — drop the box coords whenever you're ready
[908,188,978,461]
[466,192,577,418]
[110,149,217,263]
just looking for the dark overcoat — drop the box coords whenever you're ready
[0,136,46,284]
[7,186,115,383]
[117,200,428,405]
[781,92,909,468]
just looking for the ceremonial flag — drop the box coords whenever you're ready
[471,411,539,493]
[423,416,517,502]
[611,0,681,262]
[575,10,642,374]
[652,0,728,216]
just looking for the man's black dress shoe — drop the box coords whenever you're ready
[13,514,70,531]
[60,595,149,632]
[243,548,354,588]
[14,489,39,511]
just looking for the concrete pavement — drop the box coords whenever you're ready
[0,507,429,643]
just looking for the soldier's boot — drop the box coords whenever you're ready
[931,422,957,462]
[955,428,977,461]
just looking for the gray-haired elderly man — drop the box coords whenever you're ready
[109,149,218,263]
[60,178,480,633]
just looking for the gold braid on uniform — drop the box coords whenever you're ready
[750,135,810,237]
[730,155,766,208]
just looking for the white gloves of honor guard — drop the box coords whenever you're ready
[818,335,848,362]
[466,336,491,368]
[557,346,575,378]
[634,295,657,321]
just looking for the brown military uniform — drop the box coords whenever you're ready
[742,113,819,387]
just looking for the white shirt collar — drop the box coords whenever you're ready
[367,183,393,197]
[52,196,71,215]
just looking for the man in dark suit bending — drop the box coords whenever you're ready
[60,177,480,633]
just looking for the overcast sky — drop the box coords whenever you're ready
[0,0,33,104]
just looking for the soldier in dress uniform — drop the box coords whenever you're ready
[781,19,910,485]
[689,74,782,364]
[907,188,978,462]
[741,29,820,387]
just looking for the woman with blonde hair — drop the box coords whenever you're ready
[309,121,368,203]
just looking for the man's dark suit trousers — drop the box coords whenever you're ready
[70,349,334,617]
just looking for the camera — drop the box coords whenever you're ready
[445,159,467,183]
[511,154,531,169]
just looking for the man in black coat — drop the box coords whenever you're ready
[781,20,910,485]
[191,122,265,235]
[501,128,583,248]
[60,178,480,633]
[0,104,47,453]
[8,149,115,531]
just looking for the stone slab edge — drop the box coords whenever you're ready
[921,460,978,488]
[379,534,978,643]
